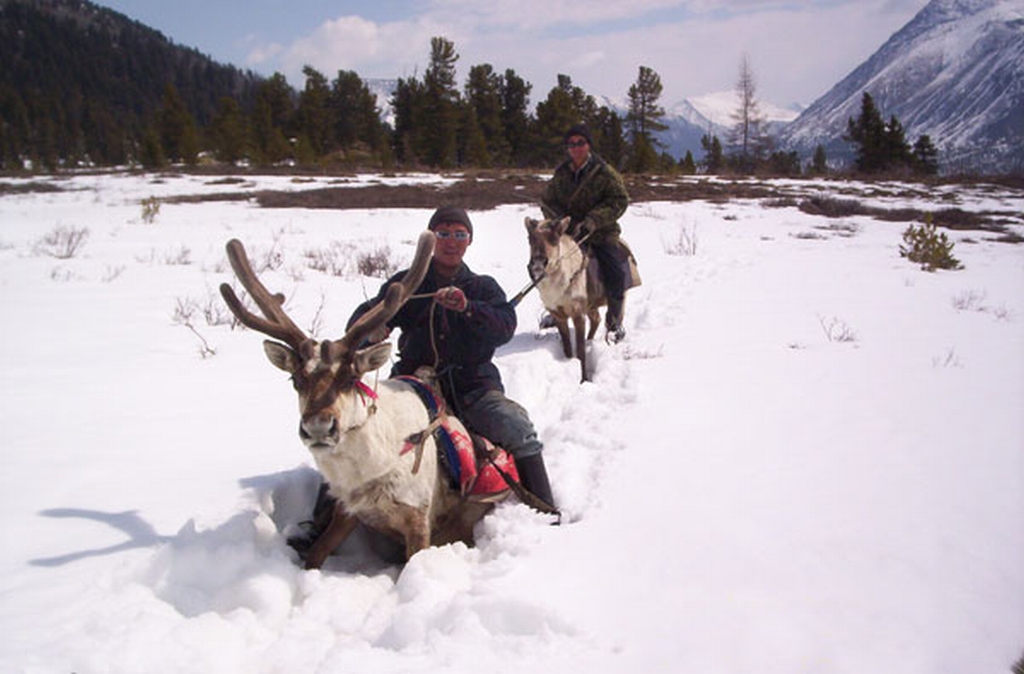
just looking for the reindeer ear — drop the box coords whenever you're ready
[555,216,571,236]
[524,217,538,232]
[353,342,392,376]
[263,340,299,372]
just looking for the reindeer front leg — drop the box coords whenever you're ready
[573,314,589,382]
[394,503,431,560]
[304,501,359,570]
[555,316,573,359]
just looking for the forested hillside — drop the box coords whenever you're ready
[0,0,258,168]
[0,1,675,173]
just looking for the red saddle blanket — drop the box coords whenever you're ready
[396,375,519,499]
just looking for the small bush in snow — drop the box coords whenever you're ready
[819,315,857,343]
[172,297,217,358]
[304,241,357,276]
[102,264,126,282]
[358,245,398,278]
[35,225,89,259]
[140,196,161,224]
[664,224,698,256]
[164,245,192,266]
[900,215,962,272]
[951,289,986,313]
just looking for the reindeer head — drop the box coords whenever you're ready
[525,216,570,282]
[220,232,435,452]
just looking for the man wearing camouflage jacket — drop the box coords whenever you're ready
[540,123,631,342]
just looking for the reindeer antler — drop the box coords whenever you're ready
[219,239,308,349]
[221,232,436,362]
[329,230,436,359]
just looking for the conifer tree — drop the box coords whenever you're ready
[251,73,294,165]
[331,70,385,157]
[811,144,828,175]
[533,75,596,165]
[0,85,30,169]
[626,65,668,173]
[210,95,247,164]
[884,114,912,170]
[391,76,426,165]
[459,103,489,167]
[845,92,887,173]
[680,150,697,174]
[701,133,724,173]
[422,37,460,167]
[465,64,510,166]
[500,69,533,167]
[296,66,333,157]
[159,84,199,165]
[139,124,166,169]
[913,134,939,175]
[591,106,627,169]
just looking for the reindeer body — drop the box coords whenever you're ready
[526,216,605,382]
[221,232,497,569]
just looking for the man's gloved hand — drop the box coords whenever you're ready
[435,286,468,312]
[572,217,596,241]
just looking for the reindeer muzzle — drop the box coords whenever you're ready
[300,412,340,448]
[528,256,547,282]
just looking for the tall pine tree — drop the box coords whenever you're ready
[626,66,668,173]
[422,37,460,167]
[846,92,888,173]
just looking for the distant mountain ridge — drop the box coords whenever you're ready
[599,93,801,162]
[778,0,1024,174]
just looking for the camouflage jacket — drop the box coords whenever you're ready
[540,154,629,245]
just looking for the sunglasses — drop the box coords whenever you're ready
[435,230,471,240]
[566,140,589,148]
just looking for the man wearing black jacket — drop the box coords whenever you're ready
[349,205,556,511]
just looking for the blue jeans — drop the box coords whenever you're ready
[459,390,544,459]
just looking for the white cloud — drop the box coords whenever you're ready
[248,0,927,107]
[425,0,684,28]
[264,15,450,83]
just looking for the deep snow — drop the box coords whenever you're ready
[1,171,1022,673]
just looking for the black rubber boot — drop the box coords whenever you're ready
[287,481,335,555]
[515,453,557,513]
[605,296,626,343]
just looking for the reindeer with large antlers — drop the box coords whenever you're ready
[219,231,505,569]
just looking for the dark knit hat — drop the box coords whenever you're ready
[428,205,473,238]
[563,123,593,146]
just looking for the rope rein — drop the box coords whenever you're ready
[391,285,559,517]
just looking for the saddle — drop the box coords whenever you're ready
[397,374,519,502]
[584,237,643,292]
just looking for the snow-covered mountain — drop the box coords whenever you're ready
[603,93,801,161]
[778,0,1024,174]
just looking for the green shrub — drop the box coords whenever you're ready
[900,215,963,271]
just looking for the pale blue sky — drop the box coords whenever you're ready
[92,0,930,108]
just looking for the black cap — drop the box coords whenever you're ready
[564,123,593,146]
[428,206,473,239]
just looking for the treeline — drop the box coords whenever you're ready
[0,0,258,170]
[0,0,939,177]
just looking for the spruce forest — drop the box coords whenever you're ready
[0,0,943,177]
